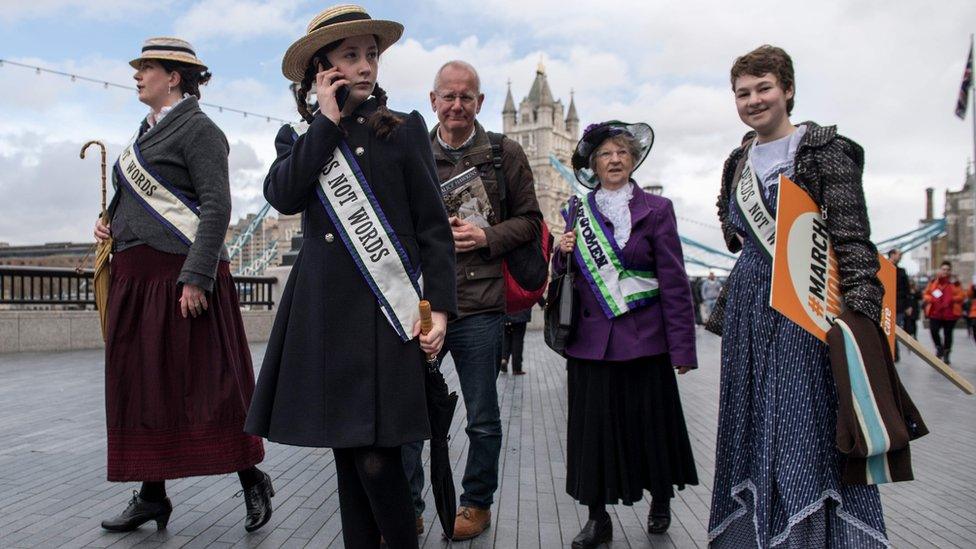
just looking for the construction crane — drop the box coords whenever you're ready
[227,202,273,261]
[239,240,279,277]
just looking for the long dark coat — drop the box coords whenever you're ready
[245,99,457,448]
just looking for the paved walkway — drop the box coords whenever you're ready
[0,328,974,548]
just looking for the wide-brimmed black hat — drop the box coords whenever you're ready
[571,120,654,188]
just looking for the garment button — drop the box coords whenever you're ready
[325,233,335,242]
[355,146,365,156]
[357,116,366,124]
[583,309,591,318]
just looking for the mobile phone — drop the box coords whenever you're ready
[313,56,349,111]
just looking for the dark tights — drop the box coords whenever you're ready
[929,318,956,356]
[138,466,263,502]
[334,446,418,549]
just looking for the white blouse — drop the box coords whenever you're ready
[594,183,634,248]
[147,94,191,128]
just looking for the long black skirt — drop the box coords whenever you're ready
[566,354,698,506]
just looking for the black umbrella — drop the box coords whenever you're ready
[419,301,459,539]
[425,362,458,538]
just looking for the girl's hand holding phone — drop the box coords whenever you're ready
[315,62,349,125]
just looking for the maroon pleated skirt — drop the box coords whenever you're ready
[105,245,264,481]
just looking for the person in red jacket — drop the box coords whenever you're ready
[923,260,965,364]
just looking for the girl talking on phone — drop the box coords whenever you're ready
[244,5,456,548]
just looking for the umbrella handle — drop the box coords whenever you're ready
[80,140,108,216]
[419,300,438,364]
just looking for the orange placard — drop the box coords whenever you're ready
[877,258,897,355]
[771,175,896,354]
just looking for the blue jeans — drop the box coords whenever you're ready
[403,312,503,513]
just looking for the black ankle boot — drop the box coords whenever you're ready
[101,491,173,532]
[239,470,275,532]
[944,350,951,365]
[647,498,671,534]
[571,513,612,548]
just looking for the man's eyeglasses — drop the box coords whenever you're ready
[436,92,478,106]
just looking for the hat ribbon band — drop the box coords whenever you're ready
[142,44,196,56]
[310,11,371,33]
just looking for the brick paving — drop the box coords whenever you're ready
[0,328,974,548]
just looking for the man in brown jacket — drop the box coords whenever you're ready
[402,60,542,540]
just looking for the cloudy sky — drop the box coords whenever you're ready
[2,0,974,273]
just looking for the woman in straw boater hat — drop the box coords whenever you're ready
[93,37,272,534]
[244,5,456,548]
[554,121,698,548]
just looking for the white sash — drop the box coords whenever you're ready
[734,146,776,259]
[573,193,659,318]
[292,123,422,342]
[114,135,200,245]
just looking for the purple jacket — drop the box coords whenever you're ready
[553,185,697,367]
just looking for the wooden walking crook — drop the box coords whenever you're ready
[80,140,108,215]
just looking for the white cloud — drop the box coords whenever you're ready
[0,0,172,22]
[3,0,975,276]
[173,0,304,44]
[0,130,270,245]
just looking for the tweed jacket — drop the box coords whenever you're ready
[107,97,231,292]
[707,122,883,335]
[430,121,543,318]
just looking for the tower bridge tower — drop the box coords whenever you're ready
[502,60,579,231]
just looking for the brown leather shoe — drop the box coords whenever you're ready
[416,515,424,535]
[451,506,491,540]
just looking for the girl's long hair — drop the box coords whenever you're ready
[291,38,402,139]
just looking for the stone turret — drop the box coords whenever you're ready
[502,58,580,232]
[566,90,579,137]
[502,80,516,133]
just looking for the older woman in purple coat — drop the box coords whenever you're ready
[554,121,698,549]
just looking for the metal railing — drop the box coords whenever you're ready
[233,275,276,310]
[0,266,276,310]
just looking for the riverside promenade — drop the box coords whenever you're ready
[0,329,974,548]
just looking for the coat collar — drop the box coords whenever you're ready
[734,120,837,156]
[429,120,492,163]
[343,96,379,120]
[137,96,202,148]
[590,181,654,230]
[627,182,655,227]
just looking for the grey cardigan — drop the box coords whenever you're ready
[108,97,231,292]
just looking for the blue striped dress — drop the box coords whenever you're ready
[707,138,889,548]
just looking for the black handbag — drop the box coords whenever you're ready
[544,197,579,354]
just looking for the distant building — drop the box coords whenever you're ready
[502,60,579,232]
[224,212,303,274]
[939,167,975,283]
[0,242,91,268]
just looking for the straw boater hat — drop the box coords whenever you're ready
[281,4,403,83]
[129,37,207,70]
[571,120,655,189]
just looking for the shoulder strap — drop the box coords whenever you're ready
[487,131,508,220]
